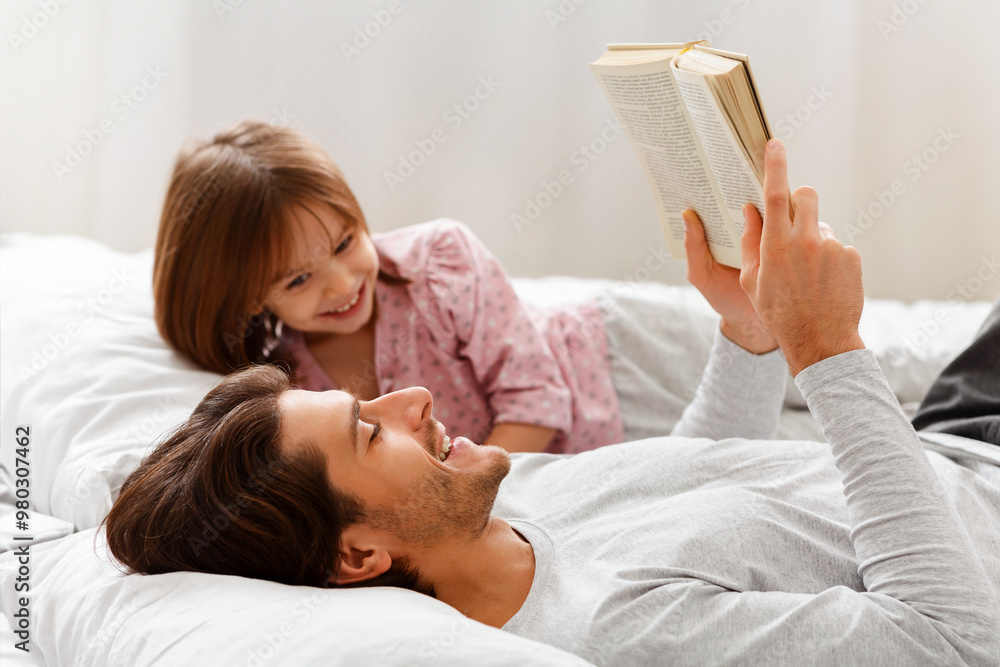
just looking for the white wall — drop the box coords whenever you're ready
[2,0,998,301]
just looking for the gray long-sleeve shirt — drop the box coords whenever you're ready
[497,330,1000,665]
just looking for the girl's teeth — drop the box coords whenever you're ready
[330,289,361,314]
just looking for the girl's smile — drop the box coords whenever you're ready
[319,281,367,319]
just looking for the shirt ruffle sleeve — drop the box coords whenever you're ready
[420,220,573,434]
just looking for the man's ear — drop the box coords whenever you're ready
[331,524,393,586]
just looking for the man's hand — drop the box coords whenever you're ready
[740,139,865,376]
[683,209,777,354]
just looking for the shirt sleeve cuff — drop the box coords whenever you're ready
[715,326,785,366]
[794,349,881,405]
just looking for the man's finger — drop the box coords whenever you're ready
[791,186,819,236]
[762,139,791,242]
[682,209,711,279]
[740,203,762,288]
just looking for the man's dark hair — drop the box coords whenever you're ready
[102,364,432,595]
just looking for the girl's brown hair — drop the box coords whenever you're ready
[154,121,379,374]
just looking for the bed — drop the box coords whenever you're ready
[0,232,993,666]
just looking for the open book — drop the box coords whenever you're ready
[590,42,774,268]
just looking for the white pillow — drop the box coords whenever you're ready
[0,528,591,666]
[0,234,219,527]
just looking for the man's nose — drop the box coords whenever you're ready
[386,387,434,431]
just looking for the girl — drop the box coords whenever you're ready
[154,121,769,453]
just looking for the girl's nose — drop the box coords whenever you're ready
[321,261,354,299]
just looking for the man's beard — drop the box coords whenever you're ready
[362,419,511,547]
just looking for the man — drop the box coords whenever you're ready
[104,140,1000,665]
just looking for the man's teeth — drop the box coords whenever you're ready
[329,289,361,314]
[439,435,452,461]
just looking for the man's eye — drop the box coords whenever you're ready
[335,234,354,254]
[287,273,308,290]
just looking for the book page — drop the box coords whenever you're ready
[590,58,742,268]
[671,66,765,236]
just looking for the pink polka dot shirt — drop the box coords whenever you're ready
[273,219,624,454]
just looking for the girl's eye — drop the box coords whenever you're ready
[335,234,354,255]
[286,273,308,290]
[368,421,381,448]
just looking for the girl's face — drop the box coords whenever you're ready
[264,204,379,338]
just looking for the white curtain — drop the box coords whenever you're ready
[2,0,998,302]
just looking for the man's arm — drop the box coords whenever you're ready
[735,139,999,662]
[605,341,998,666]
[668,207,787,441]
[669,329,787,440]
[597,140,998,666]
[670,204,788,440]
